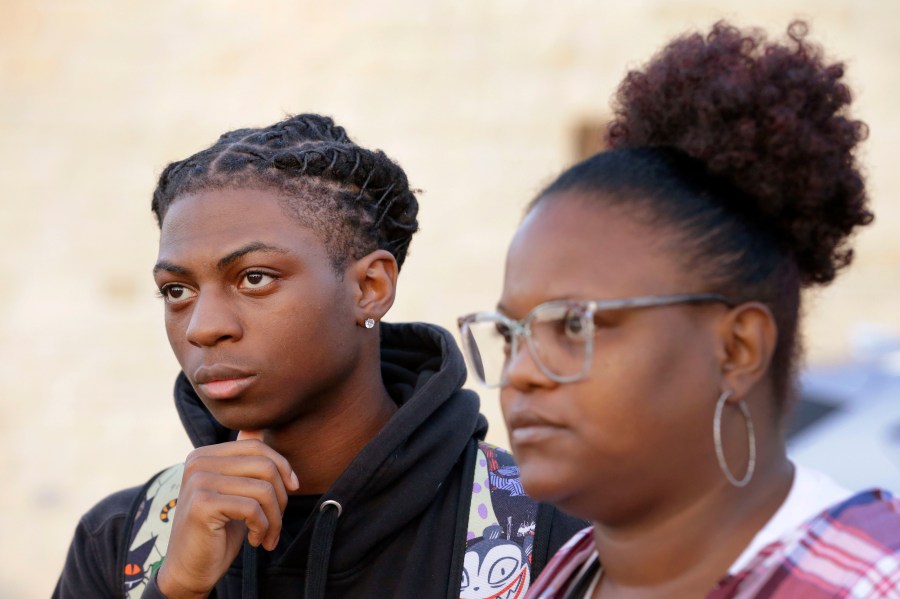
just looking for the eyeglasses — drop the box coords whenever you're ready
[457,293,732,388]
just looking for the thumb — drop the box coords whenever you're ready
[236,429,265,442]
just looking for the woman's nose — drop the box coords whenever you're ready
[504,336,554,391]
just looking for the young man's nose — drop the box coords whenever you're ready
[185,291,243,347]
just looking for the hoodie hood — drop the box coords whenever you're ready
[172,320,488,572]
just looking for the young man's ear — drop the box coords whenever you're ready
[715,302,778,400]
[348,249,398,326]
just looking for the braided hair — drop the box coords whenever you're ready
[151,114,419,271]
[532,21,873,409]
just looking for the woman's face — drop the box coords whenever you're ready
[153,187,364,432]
[498,192,729,523]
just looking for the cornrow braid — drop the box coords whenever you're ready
[151,114,419,270]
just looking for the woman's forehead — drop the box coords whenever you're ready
[501,195,690,307]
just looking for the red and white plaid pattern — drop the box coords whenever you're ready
[528,490,900,598]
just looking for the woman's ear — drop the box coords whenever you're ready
[716,302,778,400]
[347,249,398,326]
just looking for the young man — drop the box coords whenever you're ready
[54,113,584,599]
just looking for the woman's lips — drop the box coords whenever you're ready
[509,424,561,445]
[507,411,563,445]
[197,375,258,400]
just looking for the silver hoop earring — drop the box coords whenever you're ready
[364,318,376,329]
[713,390,756,488]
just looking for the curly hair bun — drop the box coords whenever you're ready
[606,20,873,286]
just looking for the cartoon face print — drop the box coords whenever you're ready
[460,526,531,599]
[123,536,157,591]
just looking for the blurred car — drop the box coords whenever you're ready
[787,326,900,493]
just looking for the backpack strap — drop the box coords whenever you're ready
[458,441,538,599]
[530,502,559,579]
[123,447,550,598]
[121,463,184,599]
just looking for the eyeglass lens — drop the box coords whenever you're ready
[463,305,592,386]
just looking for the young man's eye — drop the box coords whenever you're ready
[158,284,197,304]
[240,271,276,289]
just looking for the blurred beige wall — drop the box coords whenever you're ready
[1,1,898,597]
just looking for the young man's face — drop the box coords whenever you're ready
[153,186,364,432]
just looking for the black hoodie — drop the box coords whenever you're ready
[54,322,585,599]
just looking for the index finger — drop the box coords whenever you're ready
[237,429,265,442]
[196,433,299,491]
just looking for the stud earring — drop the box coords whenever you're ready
[364,318,376,329]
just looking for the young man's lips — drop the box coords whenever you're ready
[193,364,259,400]
[197,375,258,400]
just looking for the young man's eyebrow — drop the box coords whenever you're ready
[217,242,290,271]
[153,261,190,276]
[153,243,291,276]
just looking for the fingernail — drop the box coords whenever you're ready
[290,470,299,489]
[237,429,264,442]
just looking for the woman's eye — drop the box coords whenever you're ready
[159,284,197,304]
[240,271,276,289]
[495,322,513,345]
[563,311,590,340]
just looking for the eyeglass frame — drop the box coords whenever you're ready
[457,293,734,388]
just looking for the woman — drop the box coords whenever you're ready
[54,114,584,599]
[458,22,898,598]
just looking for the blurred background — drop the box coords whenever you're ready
[2,1,899,597]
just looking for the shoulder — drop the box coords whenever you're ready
[824,488,900,540]
[731,489,900,598]
[77,485,145,538]
[800,489,900,562]
[55,465,185,599]
[54,485,145,599]
[810,489,900,587]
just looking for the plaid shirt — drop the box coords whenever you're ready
[528,490,900,598]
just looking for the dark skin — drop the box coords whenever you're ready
[498,193,793,598]
[151,187,399,599]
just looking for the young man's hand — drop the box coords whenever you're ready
[155,431,299,599]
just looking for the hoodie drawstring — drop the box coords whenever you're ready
[239,499,341,599]
[305,500,342,599]
[242,539,259,599]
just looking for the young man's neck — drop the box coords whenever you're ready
[262,376,398,495]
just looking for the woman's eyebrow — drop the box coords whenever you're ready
[216,242,290,271]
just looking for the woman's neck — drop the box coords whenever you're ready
[591,453,793,598]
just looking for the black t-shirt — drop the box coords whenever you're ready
[283,495,322,532]
[266,494,321,564]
